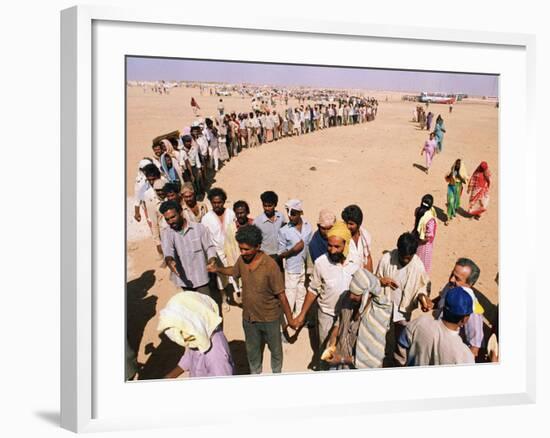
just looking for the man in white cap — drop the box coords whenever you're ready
[277,199,313,318]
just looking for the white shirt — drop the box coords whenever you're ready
[142,183,168,242]
[133,172,150,208]
[347,227,373,268]
[264,115,274,129]
[204,128,219,150]
[179,146,201,168]
[308,254,359,316]
[194,136,209,156]
[201,208,236,263]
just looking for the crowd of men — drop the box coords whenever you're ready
[127,96,497,380]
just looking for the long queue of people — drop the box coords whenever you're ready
[126,98,498,380]
[128,178,497,379]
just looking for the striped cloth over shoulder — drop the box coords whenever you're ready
[351,268,393,369]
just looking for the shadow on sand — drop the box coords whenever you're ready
[126,270,158,355]
[138,332,185,380]
[228,340,251,375]
[413,163,428,173]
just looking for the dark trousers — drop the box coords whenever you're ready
[185,281,222,317]
[242,319,283,374]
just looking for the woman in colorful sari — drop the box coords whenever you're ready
[420,132,437,174]
[160,151,182,192]
[190,97,200,116]
[445,159,469,225]
[412,194,437,274]
[467,161,492,220]
[434,115,446,153]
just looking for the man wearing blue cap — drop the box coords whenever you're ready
[398,287,475,366]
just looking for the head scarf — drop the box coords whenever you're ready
[157,291,222,353]
[181,182,195,195]
[285,199,303,212]
[160,152,178,183]
[317,209,336,228]
[327,221,352,257]
[479,161,489,172]
[159,138,174,156]
[448,159,469,183]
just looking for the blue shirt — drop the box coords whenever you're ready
[309,230,328,263]
[253,211,285,255]
[277,220,313,274]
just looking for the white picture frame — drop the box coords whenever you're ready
[60,5,536,433]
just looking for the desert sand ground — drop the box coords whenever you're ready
[126,85,498,379]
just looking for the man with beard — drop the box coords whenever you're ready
[223,200,254,304]
[201,188,240,308]
[150,142,164,172]
[162,182,182,207]
[179,134,204,197]
[208,225,294,374]
[376,232,432,366]
[190,124,209,183]
[322,268,382,369]
[180,182,210,223]
[159,200,218,299]
[293,221,359,368]
[253,191,286,262]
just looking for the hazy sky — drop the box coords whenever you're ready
[126,57,499,96]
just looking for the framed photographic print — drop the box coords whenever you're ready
[61,5,536,433]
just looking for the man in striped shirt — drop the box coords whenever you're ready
[159,200,218,301]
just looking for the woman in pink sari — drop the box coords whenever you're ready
[420,132,437,174]
[467,161,492,219]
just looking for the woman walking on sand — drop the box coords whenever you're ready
[467,161,492,220]
[445,159,469,225]
[420,132,437,174]
[412,194,437,274]
[426,111,433,131]
[434,115,446,153]
[191,97,201,116]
